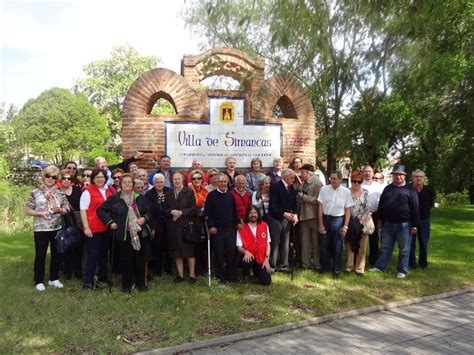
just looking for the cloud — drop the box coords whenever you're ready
[1,0,199,108]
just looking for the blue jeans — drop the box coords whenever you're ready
[84,231,110,285]
[374,222,411,274]
[320,215,344,274]
[409,218,431,268]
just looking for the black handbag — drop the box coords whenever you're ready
[183,221,207,244]
[55,213,82,253]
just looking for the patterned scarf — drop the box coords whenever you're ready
[121,192,141,251]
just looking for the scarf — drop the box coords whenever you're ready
[121,192,141,251]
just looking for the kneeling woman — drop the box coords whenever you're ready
[237,206,272,286]
[97,174,153,293]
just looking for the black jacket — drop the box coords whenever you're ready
[97,192,153,241]
[269,180,298,221]
[144,186,170,237]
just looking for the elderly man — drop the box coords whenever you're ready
[205,173,241,283]
[148,155,173,188]
[269,169,298,272]
[231,175,252,222]
[369,165,419,278]
[318,171,353,277]
[267,156,284,185]
[297,164,323,270]
[136,169,153,194]
[362,164,384,265]
[95,152,144,187]
[409,169,435,269]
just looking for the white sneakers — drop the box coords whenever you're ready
[397,272,407,279]
[48,280,64,288]
[368,267,382,272]
[35,283,46,291]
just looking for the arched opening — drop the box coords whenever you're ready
[147,91,177,115]
[272,95,297,118]
[200,75,241,90]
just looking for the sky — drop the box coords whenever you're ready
[0,0,200,110]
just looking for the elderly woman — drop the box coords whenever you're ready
[63,161,82,187]
[252,176,271,218]
[245,157,266,193]
[81,167,93,188]
[80,168,115,290]
[188,169,209,275]
[26,165,69,291]
[128,162,138,178]
[345,170,371,275]
[59,168,83,280]
[97,174,153,293]
[145,173,172,277]
[223,156,239,189]
[267,156,283,185]
[110,168,124,192]
[163,172,198,283]
[205,168,220,192]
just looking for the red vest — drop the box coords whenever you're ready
[85,185,114,233]
[240,222,269,264]
[231,190,251,220]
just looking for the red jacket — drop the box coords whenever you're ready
[240,222,269,264]
[231,190,251,220]
[85,185,114,233]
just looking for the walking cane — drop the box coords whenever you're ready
[109,231,115,293]
[290,221,296,281]
[204,220,212,288]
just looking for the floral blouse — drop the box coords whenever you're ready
[27,187,68,232]
[351,188,370,219]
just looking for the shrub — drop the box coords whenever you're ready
[0,180,34,234]
[437,190,469,206]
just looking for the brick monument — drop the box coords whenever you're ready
[121,47,316,170]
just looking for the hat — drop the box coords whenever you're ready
[391,164,407,175]
[300,164,315,172]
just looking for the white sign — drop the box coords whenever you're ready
[165,98,281,167]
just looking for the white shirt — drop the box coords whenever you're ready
[236,222,271,247]
[362,180,384,212]
[80,187,108,211]
[317,185,354,216]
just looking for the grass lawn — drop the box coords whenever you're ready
[0,205,472,353]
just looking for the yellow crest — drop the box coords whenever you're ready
[220,102,234,123]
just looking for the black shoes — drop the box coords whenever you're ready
[189,277,197,284]
[173,276,184,283]
[83,283,94,290]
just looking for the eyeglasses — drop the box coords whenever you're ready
[112,176,121,180]
[192,177,202,181]
[413,175,423,178]
[83,174,91,178]
[62,177,72,181]
[95,175,105,179]
[45,174,57,180]
[66,166,77,170]
[373,177,379,180]
[351,180,363,184]
[209,174,217,177]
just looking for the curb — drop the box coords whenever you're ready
[140,287,474,355]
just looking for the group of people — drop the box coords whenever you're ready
[27,152,435,293]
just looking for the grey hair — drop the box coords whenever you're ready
[412,169,425,177]
[153,173,165,183]
[281,169,295,178]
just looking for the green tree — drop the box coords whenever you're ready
[73,44,160,152]
[11,88,110,166]
[185,1,403,177]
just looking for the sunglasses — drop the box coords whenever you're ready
[62,176,72,181]
[45,174,57,180]
[351,180,363,184]
[66,166,77,170]
[192,177,202,181]
[112,176,121,180]
[83,174,91,178]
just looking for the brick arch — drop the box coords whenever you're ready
[253,74,315,121]
[122,68,203,120]
[182,47,265,92]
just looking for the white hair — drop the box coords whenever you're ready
[153,173,165,183]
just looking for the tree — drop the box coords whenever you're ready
[11,88,110,166]
[185,1,404,178]
[73,44,160,152]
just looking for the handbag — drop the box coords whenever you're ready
[55,213,82,253]
[360,212,375,235]
[183,221,207,244]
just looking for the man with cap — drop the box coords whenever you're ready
[297,164,323,270]
[369,165,419,278]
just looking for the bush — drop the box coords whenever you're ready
[437,190,469,206]
[0,180,34,234]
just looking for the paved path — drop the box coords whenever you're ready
[190,291,473,354]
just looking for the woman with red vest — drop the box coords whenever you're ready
[80,168,116,290]
[236,205,272,286]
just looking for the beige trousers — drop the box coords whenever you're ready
[345,234,369,274]
[300,219,320,269]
